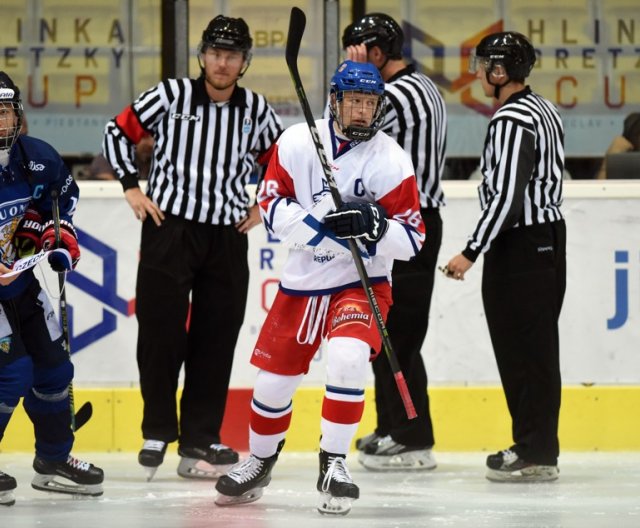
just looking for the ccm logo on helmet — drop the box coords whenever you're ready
[171,113,201,121]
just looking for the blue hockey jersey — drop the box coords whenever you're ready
[0,136,79,299]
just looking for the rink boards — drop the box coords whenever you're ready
[1,180,639,453]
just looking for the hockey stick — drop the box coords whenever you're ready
[51,189,93,431]
[285,7,416,419]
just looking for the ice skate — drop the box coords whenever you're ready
[31,455,104,496]
[215,440,284,506]
[177,443,239,479]
[354,431,381,451]
[486,449,559,482]
[358,435,437,471]
[317,450,359,515]
[138,439,168,481]
[0,471,17,506]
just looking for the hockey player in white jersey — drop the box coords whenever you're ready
[214,60,425,515]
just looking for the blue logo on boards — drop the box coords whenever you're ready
[607,250,636,330]
[63,227,135,353]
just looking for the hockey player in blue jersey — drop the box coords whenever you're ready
[0,72,103,506]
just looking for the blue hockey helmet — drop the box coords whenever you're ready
[330,60,385,96]
[329,60,385,141]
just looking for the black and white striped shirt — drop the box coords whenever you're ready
[381,65,447,209]
[463,86,564,261]
[103,77,283,225]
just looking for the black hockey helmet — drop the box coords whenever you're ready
[470,31,536,81]
[0,71,23,151]
[199,15,252,57]
[342,13,404,60]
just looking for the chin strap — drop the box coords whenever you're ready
[486,70,509,100]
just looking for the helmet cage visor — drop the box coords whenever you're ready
[468,53,495,74]
[0,100,22,151]
[329,90,385,141]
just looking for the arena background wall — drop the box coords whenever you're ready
[3,0,638,159]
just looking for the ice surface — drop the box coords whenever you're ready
[1,451,639,528]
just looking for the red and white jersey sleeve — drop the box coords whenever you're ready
[258,119,425,296]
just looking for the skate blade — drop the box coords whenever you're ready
[215,487,264,506]
[0,490,16,506]
[358,452,437,471]
[178,458,233,480]
[31,474,103,497]
[143,465,159,482]
[486,466,559,482]
[317,493,353,515]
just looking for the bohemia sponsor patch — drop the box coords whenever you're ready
[331,299,372,330]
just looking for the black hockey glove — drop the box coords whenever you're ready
[13,207,44,258]
[324,202,389,243]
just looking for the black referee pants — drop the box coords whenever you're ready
[135,214,249,449]
[482,220,566,466]
[372,208,442,447]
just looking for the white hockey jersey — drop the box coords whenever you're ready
[258,118,425,296]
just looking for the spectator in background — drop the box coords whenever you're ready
[89,134,154,180]
[597,112,640,179]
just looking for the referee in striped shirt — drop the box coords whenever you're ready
[103,15,282,480]
[445,32,566,482]
[341,13,446,471]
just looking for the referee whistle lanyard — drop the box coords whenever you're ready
[296,295,330,345]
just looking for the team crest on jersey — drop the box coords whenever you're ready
[331,300,371,330]
[0,337,10,354]
[242,117,252,133]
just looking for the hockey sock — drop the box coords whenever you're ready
[24,361,74,460]
[320,337,368,454]
[0,356,33,439]
[320,386,364,454]
[249,370,302,458]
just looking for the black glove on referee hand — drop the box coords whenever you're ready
[324,202,389,243]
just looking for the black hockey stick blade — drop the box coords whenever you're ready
[74,401,93,431]
[285,7,306,74]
